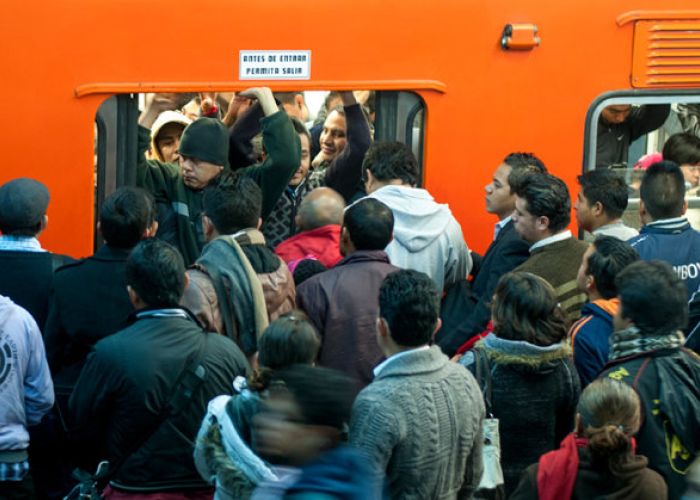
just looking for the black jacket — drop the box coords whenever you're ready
[437,220,529,356]
[596,104,670,168]
[68,308,249,492]
[0,249,73,329]
[44,245,134,394]
[600,347,700,499]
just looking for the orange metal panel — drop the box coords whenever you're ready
[632,19,700,88]
[0,0,698,257]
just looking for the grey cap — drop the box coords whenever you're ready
[0,178,50,232]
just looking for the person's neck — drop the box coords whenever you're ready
[587,289,603,302]
[590,216,619,232]
[497,212,513,222]
[383,342,428,358]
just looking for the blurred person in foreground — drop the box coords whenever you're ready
[194,312,320,498]
[253,365,379,499]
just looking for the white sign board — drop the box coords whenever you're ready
[239,50,311,80]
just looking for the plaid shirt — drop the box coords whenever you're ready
[0,460,30,481]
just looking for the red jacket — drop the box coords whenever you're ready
[275,224,343,269]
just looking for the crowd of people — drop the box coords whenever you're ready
[0,90,700,500]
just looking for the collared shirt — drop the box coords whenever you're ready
[373,345,431,377]
[135,308,190,320]
[494,216,512,241]
[0,236,45,253]
[529,230,573,253]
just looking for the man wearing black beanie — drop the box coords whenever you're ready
[137,87,300,265]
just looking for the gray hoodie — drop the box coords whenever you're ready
[367,185,471,292]
[0,295,54,453]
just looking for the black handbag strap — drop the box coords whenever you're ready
[93,333,210,485]
[473,348,493,416]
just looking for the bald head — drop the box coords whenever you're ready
[296,187,346,231]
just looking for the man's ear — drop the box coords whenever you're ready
[202,214,214,238]
[256,217,262,230]
[592,201,605,217]
[682,199,688,216]
[536,215,550,232]
[376,316,389,339]
[144,221,159,239]
[585,274,595,293]
[39,214,49,234]
[126,285,140,308]
[183,271,190,291]
[431,318,443,340]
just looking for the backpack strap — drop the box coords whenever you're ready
[473,348,493,416]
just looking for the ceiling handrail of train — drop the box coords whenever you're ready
[616,10,700,26]
[74,80,448,98]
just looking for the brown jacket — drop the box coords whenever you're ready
[181,230,295,344]
[510,448,668,500]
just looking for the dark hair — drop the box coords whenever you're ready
[379,270,439,347]
[663,132,700,166]
[293,259,327,286]
[492,272,568,346]
[269,365,356,430]
[505,153,548,194]
[586,236,639,299]
[503,152,547,172]
[513,173,571,232]
[290,116,311,143]
[363,142,419,186]
[344,198,394,250]
[203,173,261,234]
[126,239,185,308]
[578,379,641,468]
[99,187,155,249]
[249,311,321,392]
[639,161,685,220]
[616,260,688,334]
[577,169,630,219]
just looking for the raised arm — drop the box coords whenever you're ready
[322,91,372,201]
[237,87,301,220]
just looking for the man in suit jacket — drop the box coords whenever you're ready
[437,153,545,355]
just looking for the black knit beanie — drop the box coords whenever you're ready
[178,117,230,168]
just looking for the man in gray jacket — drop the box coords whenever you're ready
[349,269,484,499]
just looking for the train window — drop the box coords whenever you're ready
[584,94,700,234]
[93,90,425,250]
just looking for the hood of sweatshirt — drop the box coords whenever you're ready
[367,185,454,252]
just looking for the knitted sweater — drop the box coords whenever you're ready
[514,237,588,324]
[349,346,484,499]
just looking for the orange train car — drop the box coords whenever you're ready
[1,0,699,257]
